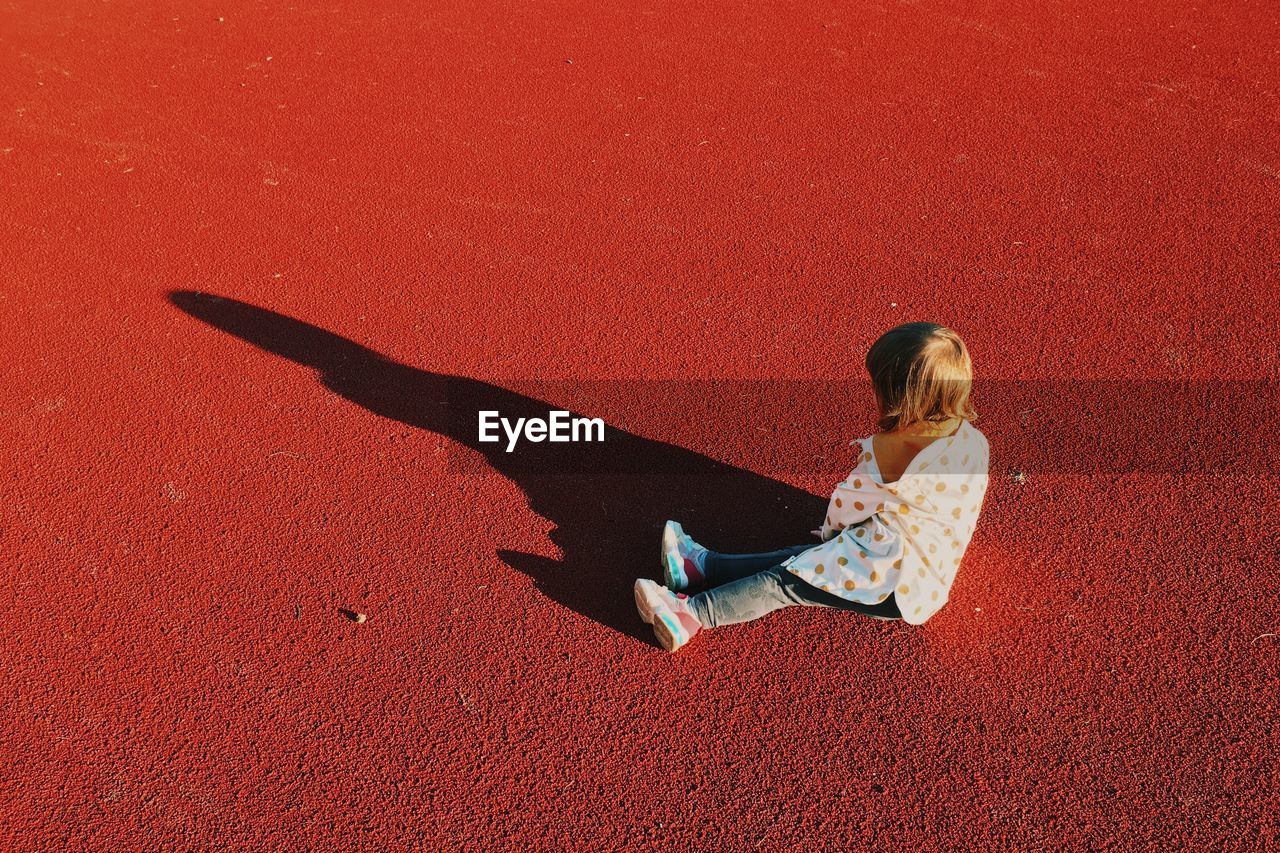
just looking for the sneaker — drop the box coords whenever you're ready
[634,578,702,652]
[661,520,707,592]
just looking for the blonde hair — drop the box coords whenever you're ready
[865,322,976,432]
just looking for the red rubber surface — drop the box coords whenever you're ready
[3,0,1278,847]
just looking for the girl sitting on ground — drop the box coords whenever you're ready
[635,322,990,652]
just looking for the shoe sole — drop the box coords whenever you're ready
[634,578,662,625]
[651,610,683,653]
[661,521,687,590]
[634,579,686,652]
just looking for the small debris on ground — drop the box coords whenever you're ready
[339,608,367,624]
[1009,468,1027,485]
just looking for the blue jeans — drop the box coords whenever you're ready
[686,545,902,628]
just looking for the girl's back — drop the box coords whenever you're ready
[870,421,961,484]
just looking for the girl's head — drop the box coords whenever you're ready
[865,322,976,432]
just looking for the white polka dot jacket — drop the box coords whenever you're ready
[783,420,990,625]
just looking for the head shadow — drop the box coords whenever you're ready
[168,290,825,642]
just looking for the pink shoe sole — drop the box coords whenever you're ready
[634,578,663,625]
[634,579,696,652]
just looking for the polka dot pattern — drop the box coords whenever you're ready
[786,423,989,626]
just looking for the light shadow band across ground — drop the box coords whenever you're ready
[442,378,1279,475]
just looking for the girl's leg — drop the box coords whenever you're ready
[688,565,902,628]
[701,544,812,588]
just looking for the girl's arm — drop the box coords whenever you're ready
[819,475,887,540]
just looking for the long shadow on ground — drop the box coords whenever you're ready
[170,291,826,642]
